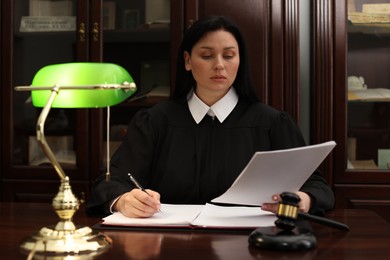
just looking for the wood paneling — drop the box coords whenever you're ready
[334,184,390,222]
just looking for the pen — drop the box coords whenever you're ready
[128,173,162,213]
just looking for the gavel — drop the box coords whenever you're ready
[275,192,350,231]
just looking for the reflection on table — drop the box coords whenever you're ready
[1,203,389,259]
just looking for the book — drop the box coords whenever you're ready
[29,0,73,16]
[378,149,390,170]
[348,12,390,24]
[20,16,76,32]
[145,0,170,24]
[103,2,116,29]
[362,4,390,15]
[347,159,377,170]
[28,135,76,166]
[348,88,390,101]
[102,203,276,229]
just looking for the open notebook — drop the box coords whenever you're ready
[102,203,276,229]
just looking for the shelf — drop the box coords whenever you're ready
[104,28,170,43]
[348,23,390,36]
[348,88,390,102]
[14,31,75,39]
[348,127,390,135]
[121,95,169,108]
[348,11,390,36]
[14,28,170,43]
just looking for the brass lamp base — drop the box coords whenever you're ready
[19,225,111,258]
[20,177,111,258]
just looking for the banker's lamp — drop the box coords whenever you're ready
[15,62,137,257]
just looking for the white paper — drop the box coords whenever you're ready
[211,141,336,206]
[103,204,204,227]
[102,203,276,229]
[191,203,276,228]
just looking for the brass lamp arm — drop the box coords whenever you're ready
[14,82,136,91]
[36,85,67,181]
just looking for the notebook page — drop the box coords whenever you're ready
[102,204,204,227]
[190,203,276,228]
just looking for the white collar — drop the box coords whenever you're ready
[187,87,238,124]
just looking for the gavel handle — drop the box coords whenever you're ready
[298,212,350,231]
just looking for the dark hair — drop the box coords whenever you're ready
[172,15,258,102]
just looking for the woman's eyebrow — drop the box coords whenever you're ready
[199,46,237,50]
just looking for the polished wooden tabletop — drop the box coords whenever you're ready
[1,202,389,259]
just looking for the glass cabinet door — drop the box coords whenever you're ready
[2,0,89,197]
[97,0,171,169]
[346,0,390,171]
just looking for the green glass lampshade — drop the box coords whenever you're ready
[30,62,136,108]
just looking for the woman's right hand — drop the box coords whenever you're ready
[113,189,161,218]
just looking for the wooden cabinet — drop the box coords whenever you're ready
[0,0,2,180]
[1,0,89,201]
[0,0,171,202]
[1,0,301,202]
[313,0,390,222]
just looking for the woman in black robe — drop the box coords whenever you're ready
[86,16,334,217]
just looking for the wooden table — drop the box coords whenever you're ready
[1,202,389,259]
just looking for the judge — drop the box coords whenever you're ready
[87,16,335,218]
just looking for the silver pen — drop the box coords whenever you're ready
[128,173,162,213]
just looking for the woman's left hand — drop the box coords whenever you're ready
[261,191,311,214]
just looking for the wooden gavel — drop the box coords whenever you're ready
[275,192,350,231]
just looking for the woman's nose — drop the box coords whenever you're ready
[213,56,224,70]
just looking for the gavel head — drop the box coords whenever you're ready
[274,192,300,231]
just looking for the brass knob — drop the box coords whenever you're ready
[187,19,195,29]
[78,22,86,42]
[92,22,99,42]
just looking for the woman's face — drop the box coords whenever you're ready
[184,29,240,104]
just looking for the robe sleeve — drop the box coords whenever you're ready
[86,109,155,216]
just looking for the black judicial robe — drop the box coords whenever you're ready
[86,98,334,216]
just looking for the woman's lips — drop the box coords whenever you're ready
[210,75,226,80]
